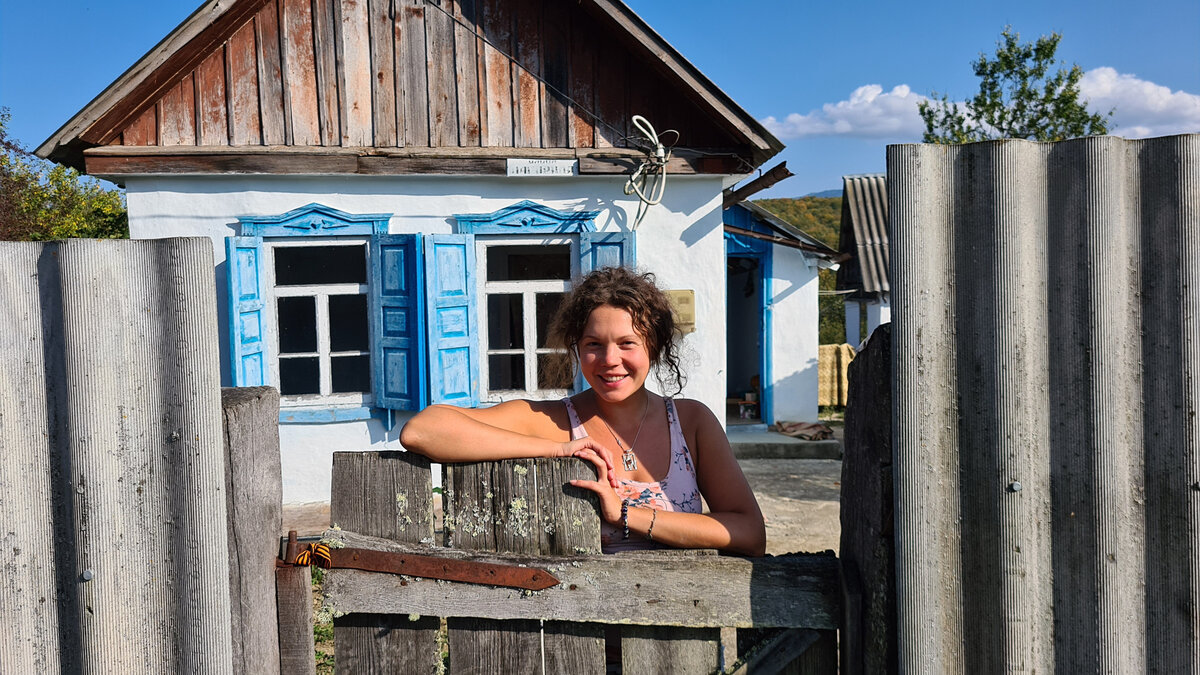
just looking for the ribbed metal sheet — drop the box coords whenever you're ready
[890,134,1200,673]
[0,238,232,672]
[837,173,889,297]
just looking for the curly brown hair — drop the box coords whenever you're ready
[547,266,685,395]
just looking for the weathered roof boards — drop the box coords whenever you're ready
[38,0,781,177]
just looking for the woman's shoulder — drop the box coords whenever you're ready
[667,398,721,431]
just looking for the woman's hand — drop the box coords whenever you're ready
[568,447,624,523]
[557,438,618,489]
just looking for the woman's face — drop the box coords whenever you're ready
[578,304,652,402]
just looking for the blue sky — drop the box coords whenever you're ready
[2,0,1197,197]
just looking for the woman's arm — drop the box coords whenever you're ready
[571,400,766,556]
[400,400,618,485]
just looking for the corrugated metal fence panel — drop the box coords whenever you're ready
[0,238,232,673]
[889,134,1200,674]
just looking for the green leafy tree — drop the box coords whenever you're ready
[918,28,1110,144]
[0,108,127,241]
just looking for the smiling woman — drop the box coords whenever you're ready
[399,266,766,557]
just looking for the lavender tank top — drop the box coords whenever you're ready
[563,397,702,552]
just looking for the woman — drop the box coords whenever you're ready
[400,266,765,556]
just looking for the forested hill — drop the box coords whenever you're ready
[753,197,841,249]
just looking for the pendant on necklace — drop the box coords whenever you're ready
[622,450,638,471]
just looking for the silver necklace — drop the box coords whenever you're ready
[599,397,651,471]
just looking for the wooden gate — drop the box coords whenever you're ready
[303,451,839,674]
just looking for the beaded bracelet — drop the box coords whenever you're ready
[621,499,630,539]
[646,508,657,542]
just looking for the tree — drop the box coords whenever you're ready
[0,108,127,241]
[918,28,1110,144]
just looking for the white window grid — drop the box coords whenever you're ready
[264,237,372,407]
[477,235,577,402]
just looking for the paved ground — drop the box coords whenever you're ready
[282,429,844,555]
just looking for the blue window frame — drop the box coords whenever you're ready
[226,201,633,420]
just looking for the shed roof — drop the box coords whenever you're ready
[724,201,838,259]
[37,0,782,178]
[836,173,889,298]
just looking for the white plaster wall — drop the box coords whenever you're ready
[124,173,727,502]
[768,247,820,422]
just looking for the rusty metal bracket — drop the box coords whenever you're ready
[279,530,559,591]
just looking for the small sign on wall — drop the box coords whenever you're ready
[665,290,696,334]
[506,159,579,177]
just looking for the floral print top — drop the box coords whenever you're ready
[563,397,702,552]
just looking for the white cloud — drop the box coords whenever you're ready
[1079,67,1200,138]
[761,84,927,140]
[764,69,1200,141]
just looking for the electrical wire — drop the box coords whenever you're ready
[624,115,676,228]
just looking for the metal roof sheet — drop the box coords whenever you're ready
[836,173,889,298]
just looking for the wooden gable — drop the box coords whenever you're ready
[39,0,781,176]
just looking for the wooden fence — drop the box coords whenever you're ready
[304,452,841,674]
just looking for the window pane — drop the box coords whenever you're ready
[486,245,570,281]
[538,353,573,390]
[331,355,370,393]
[487,294,524,349]
[329,294,369,351]
[279,357,319,395]
[536,292,564,347]
[277,296,317,353]
[275,245,367,286]
[489,354,525,390]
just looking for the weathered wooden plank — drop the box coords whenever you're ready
[592,49,626,147]
[337,0,374,146]
[727,628,820,675]
[254,0,287,146]
[396,0,429,147]
[280,0,320,145]
[578,154,741,175]
[84,152,512,175]
[196,49,229,145]
[312,0,341,145]
[545,621,605,675]
[227,21,262,146]
[122,106,157,146]
[159,73,196,146]
[331,451,440,674]
[540,0,569,149]
[511,0,540,148]
[222,387,282,675]
[622,625,720,674]
[452,0,480,146]
[447,619,542,673]
[567,6,595,149]
[275,565,316,675]
[323,531,841,629]
[333,613,440,672]
[477,0,512,147]
[445,463,497,551]
[425,0,457,147]
[367,0,397,146]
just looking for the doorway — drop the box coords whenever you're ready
[726,256,766,425]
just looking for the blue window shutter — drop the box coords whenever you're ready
[579,231,635,273]
[370,234,426,411]
[225,236,268,386]
[423,234,479,407]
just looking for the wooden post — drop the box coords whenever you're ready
[446,458,604,673]
[221,387,283,675]
[839,323,896,673]
[276,564,316,675]
[330,451,441,674]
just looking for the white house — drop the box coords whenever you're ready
[38,0,801,503]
